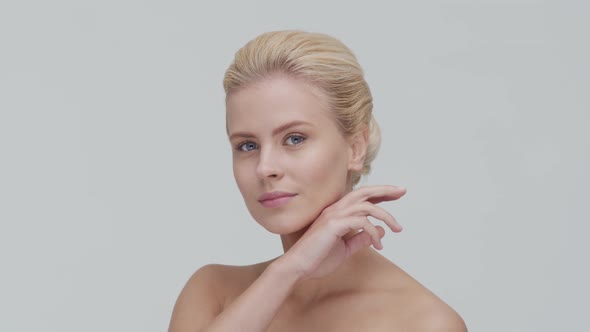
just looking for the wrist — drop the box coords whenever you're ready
[269,254,306,285]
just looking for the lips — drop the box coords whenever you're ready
[258,191,297,208]
[258,191,297,202]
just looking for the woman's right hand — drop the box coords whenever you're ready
[280,185,407,281]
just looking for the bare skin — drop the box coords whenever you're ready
[168,75,467,331]
[214,248,465,332]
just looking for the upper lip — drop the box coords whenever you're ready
[258,191,297,202]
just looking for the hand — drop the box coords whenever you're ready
[280,185,406,281]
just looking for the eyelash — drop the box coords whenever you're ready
[235,134,307,152]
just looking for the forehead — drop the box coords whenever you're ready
[226,76,337,136]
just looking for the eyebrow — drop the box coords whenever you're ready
[229,120,313,141]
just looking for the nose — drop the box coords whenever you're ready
[256,146,283,180]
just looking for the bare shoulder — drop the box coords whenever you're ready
[185,259,274,298]
[168,264,227,331]
[405,295,468,332]
[366,285,466,332]
[374,261,467,332]
[400,285,467,332]
[168,263,257,332]
[197,261,270,308]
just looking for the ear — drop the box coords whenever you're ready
[347,126,369,172]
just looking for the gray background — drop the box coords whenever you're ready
[1,0,588,331]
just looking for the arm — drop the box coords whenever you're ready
[202,257,301,332]
[169,185,406,332]
[168,257,301,332]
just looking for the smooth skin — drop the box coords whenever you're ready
[168,75,467,331]
[283,185,405,281]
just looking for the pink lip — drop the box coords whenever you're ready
[258,191,297,208]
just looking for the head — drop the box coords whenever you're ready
[223,30,382,234]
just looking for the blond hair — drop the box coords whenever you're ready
[223,30,381,188]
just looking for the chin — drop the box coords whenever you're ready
[253,210,316,235]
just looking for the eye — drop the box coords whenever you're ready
[285,134,306,146]
[237,141,258,152]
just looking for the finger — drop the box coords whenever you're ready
[339,185,406,206]
[345,231,376,257]
[365,186,407,204]
[345,202,403,233]
[376,225,386,237]
[345,225,386,257]
[332,216,383,250]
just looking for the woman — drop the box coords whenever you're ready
[168,30,466,332]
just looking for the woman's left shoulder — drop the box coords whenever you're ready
[376,283,467,331]
[404,294,468,332]
[375,260,467,331]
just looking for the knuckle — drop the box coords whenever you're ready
[325,216,340,228]
[360,201,374,211]
[362,216,371,226]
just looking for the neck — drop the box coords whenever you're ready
[275,179,376,306]
[277,224,381,308]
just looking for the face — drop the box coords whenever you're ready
[226,75,358,234]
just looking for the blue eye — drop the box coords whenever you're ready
[238,142,257,152]
[285,135,306,145]
[236,135,305,152]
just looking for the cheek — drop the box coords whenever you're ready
[233,160,254,196]
[303,143,349,183]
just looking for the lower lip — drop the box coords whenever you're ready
[260,195,296,208]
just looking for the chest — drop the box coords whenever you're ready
[265,292,407,332]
